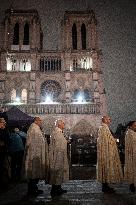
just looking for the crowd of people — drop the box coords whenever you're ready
[0,117,70,197]
[0,118,27,186]
[0,115,136,197]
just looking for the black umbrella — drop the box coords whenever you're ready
[6,106,34,127]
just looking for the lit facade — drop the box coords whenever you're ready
[0,9,107,136]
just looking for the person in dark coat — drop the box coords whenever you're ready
[9,127,25,182]
[0,108,8,124]
[14,128,27,147]
[0,118,10,189]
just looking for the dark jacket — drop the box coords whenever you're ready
[9,132,24,153]
[0,128,10,153]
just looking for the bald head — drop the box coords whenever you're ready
[102,116,111,126]
[55,119,65,131]
[128,121,136,132]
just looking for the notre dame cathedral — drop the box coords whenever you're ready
[0,8,107,137]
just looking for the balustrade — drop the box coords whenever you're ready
[1,103,100,115]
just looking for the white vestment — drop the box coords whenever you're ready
[25,123,48,179]
[49,127,69,185]
[97,123,123,183]
[124,128,136,185]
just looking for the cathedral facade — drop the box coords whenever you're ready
[0,9,107,136]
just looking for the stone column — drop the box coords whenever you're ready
[1,53,7,71]
[65,72,71,102]
[10,21,14,49]
[28,73,36,104]
[30,53,37,71]
[77,22,81,50]
[36,23,40,50]
[4,18,9,50]
[31,18,37,50]
[64,52,71,71]
[87,22,91,50]
[19,20,24,50]
[0,73,5,103]
[92,52,98,71]
[66,20,71,50]
[29,21,33,49]
[90,20,97,49]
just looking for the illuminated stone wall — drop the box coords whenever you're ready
[0,0,135,131]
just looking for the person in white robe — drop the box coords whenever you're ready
[124,120,136,192]
[49,119,69,196]
[97,116,123,192]
[25,116,48,196]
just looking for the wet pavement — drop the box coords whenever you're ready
[0,180,136,205]
[0,166,136,205]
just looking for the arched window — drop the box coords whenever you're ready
[6,57,12,71]
[11,89,16,102]
[81,23,86,50]
[84,89,91,101]
[13,23,19,45]
[73,89,80,101]
[21,89,27,103]
[72,23,77,50]
[23,23,29,45]
[20,59,31,71]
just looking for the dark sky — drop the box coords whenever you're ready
[0,0,136,130]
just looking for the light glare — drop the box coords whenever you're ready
[45,95,53,103]
[77,95,83,102]
[15,97,20,102]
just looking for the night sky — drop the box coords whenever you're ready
[0,0,136,131]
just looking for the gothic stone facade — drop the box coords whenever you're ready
[0,9,107,137]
